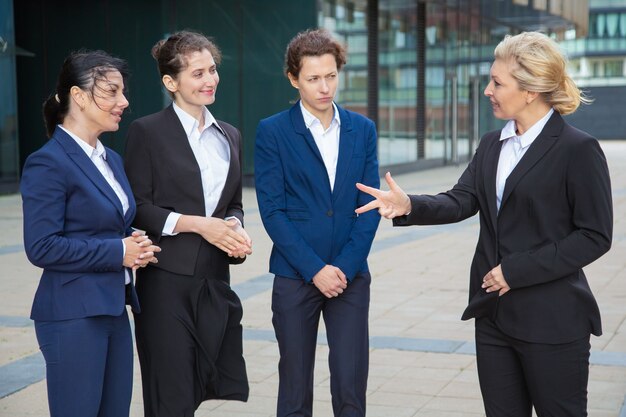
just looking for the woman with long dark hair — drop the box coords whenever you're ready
[21,50,159,417]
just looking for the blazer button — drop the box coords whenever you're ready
[326,210,333,217]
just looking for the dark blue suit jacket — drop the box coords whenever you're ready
[21,126,140,321]
[255,102,380,282]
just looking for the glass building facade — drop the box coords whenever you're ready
[2,0,588,193]
[558,0,626,139]
[318,0,588,170]
[0,0,19,193]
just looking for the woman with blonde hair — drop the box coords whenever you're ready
[356,31,612,416]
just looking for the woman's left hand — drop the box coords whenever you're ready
[125,231,161,270]
[482,265,510,296]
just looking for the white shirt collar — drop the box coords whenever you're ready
[300,101,341,130]
[58,125,106,160]
[499,108,554,149]
[172,102,225,138]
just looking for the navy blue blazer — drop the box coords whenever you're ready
[21,126,140,321]
[255,102,380,282]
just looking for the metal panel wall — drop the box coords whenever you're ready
[14,0,316,176]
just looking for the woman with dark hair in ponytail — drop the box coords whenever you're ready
[20,50,160,417]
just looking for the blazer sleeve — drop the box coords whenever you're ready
[501,137,613,289]
[254,121,327,281]
[221,123,246,265]
[394,146,481,227]
[332,120,381,280]
[124,120,173,240]
[21,151,124,273]
[222,123,245,225]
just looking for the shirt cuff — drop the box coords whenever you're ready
[225,216,241,227]
[163,212,182,236]
[121,239,130,284]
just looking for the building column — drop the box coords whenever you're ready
[367,0,379,129]
[416,0,426,159]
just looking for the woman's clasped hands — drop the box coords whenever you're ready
[123,231,161,271]
[197,217,252,258]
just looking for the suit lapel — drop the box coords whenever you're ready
[106,150,136,223]
[161,105,205,209]
[213,121,238,216]
[54,128,125,218]
[290,103,332,192]
[332,106,355,200]
[483,134,502,228]
[500,112,563,210]
[290,103,326,165]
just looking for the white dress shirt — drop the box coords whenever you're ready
[495,108,554,211]
[300,101,341,191]
[59,125,131,283]
[163,103,231,235]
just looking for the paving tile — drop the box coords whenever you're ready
[2,141,626,417]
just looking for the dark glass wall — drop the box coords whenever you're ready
[14,0,316,178]
[0,0,19,193]
[5,0,588,192]
[14,0,162,170]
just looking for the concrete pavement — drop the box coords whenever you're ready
[1,141,625,416]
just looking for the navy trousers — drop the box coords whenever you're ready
[272,273,370,417]
[476,317,591,417]
[35,310,133,417]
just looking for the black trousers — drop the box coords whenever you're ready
[134,246,248,417]
[272,273,371,417]
[475,317,590,417]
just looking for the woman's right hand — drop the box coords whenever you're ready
[355,172,412,219]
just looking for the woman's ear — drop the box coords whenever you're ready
[69,86,86,111]
[287,73,299,90]
[162,75,178,94]
[526,90,540,104]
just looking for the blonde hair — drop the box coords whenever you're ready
[494,32,590,115]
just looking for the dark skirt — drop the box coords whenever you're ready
[134,244,248,417]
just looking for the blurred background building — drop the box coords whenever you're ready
[0,0,624,194]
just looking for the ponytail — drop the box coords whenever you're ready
[42,94,67,138]
[42,50,129,138]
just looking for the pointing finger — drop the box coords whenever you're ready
[356,182,384,199]
[355,199,381,215]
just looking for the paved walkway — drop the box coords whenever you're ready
[1,141,625,417]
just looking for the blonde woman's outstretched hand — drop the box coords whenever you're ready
[355,172,412,219]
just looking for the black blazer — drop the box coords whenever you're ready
[394,112,613,344]
[124,104,245,277]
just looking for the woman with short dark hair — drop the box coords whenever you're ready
[255,28,380,417]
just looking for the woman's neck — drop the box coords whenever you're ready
[61,115,98,148]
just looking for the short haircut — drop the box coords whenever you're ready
[284,28,347,78]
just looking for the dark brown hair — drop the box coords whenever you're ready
[151,30,221,79]
[42,50,129,138]
[284,28,347,78]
